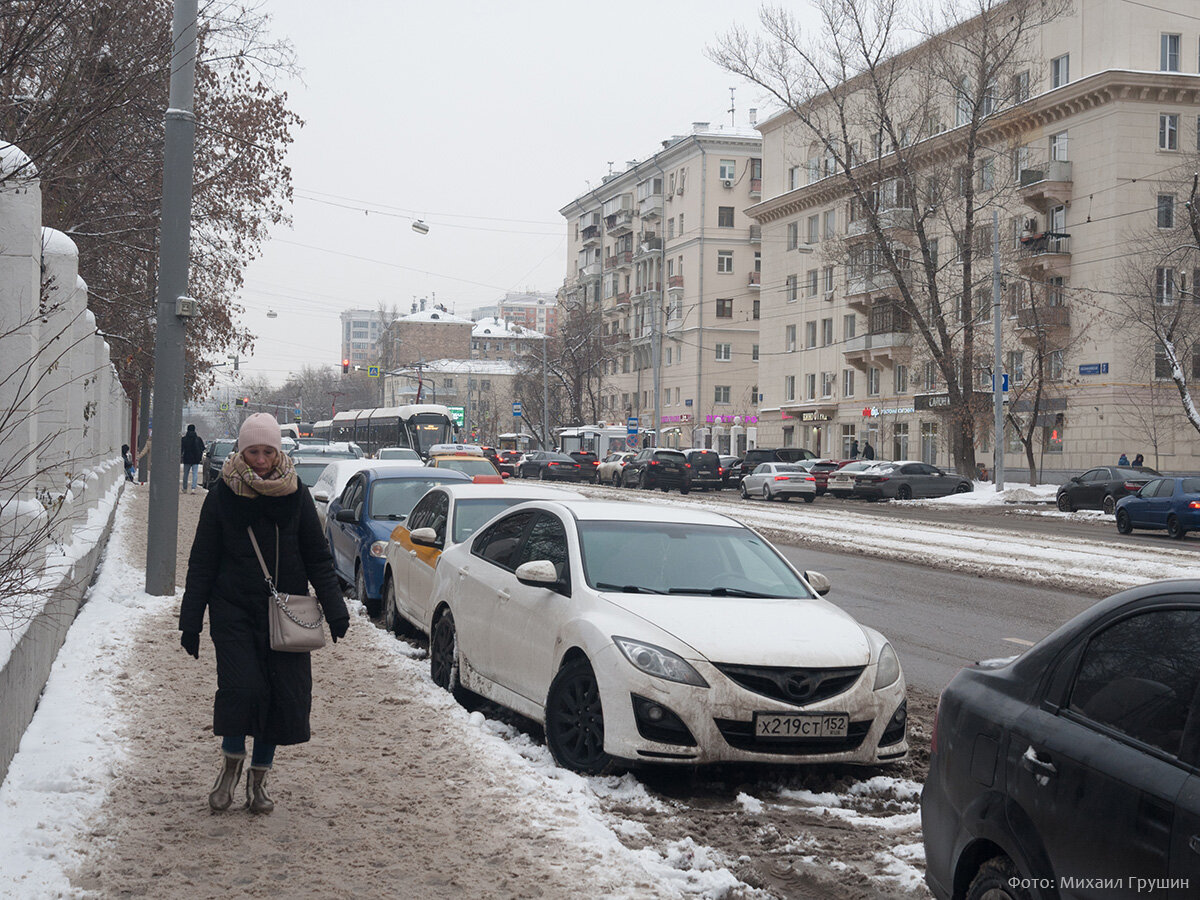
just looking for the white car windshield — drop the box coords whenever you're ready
[577,521,814,599]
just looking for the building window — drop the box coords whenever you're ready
[1007,350,1025,383]
[788,166,800,190]
[1155,349,1173,379]
[806,270,819,297]
[785,375,796,402]
[665,347,672,366]
[667,218,675,239]
[1158,194,1175,229]
[823,209,837,240]
[715,342,732,361]
[843,314,856,339]
[894,364,908,394]
[714,385,731,404]
[717,251,734,273]
[893,423,909,460]
[1050,131,1068,162]
[786,274,798,302]
[678,215,684,235]
[753,299,760,320]
[821,318,834,346]
[1049,350,1065,381]
[783,425,795,447]
[715,298,733,318]
[718,206,735,227]
[805,321,817,349]
[822,372,835,397]
[786,324,797,352]
[719,159,736,180]
[807,215,820,244]
[786,221,799,250]
[1161,33,1181,72]
[1044,414,1064,453]
[1013,69,1030,103]
[751,344,759,362]
[1050,54,1069,88]
[843,369,855,398]
[1160,114,1179,151]
[867,367,881,396]
[955,76,971,126]
[806,373,816,400]
[923,360,939,391]
[920,422,938,465]
[807,158,820,184]
[823,265,835,294]
[1156,267,1178,304]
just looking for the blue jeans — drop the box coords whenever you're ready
[221,735,276,768]
[182,463,199,490]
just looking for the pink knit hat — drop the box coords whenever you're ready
[238,412,282,452]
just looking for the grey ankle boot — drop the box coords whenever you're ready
[245,765,274,814]
[208,751,245,811]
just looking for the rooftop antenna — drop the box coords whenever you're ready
[729,86,736,127]
[606,161,615,175]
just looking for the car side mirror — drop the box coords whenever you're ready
[410,527,441,548]
[804,570,832,596]
[1069,476,1081,483]
[515,559,560,587]
[335,508,357,523]
[313,491,329,502]
[501,471,511,479]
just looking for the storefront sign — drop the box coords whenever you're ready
[798,411,832,422]
[862,405,916,417]
[705,415,759,425]
[914,393,953,411]
[660,414,693,424]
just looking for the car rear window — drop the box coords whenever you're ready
[212,441,236,456]
[434,458,498,476]
[654,451,687,463]
[689,452,719,465]
[1182,478,1200,493]
[810,462,840,472]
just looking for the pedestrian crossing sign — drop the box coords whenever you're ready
[367,365,380,378]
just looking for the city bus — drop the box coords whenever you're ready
[325,404,456,458]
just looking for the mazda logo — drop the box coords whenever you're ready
[782,674,816,699]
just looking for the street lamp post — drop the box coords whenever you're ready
[541,332,550,450]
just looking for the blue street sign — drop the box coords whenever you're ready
[512,401,523,417]
[1078,363,1109,375]
[991,373,1009,392]
[367,365,380,378]
[626,416,638,433]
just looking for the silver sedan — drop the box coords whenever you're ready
[740,463,817,502]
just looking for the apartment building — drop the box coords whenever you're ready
[339,309,385,370]
[384,305,473,368]
[560,124,763,452]
[750,0,1200,472]
[471,316,544,360]
[479,292,559,336]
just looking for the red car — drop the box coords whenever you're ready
[807,459,855,495]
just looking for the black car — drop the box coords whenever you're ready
[718,455,740,487]
[567,450,601,481]
[481,446,514,476]
[681,449,722,490]
[621,448,690,493]
[732,447,817,483]
[515,451,583,481]
[921,579,1200,900]
[1056,465,1159,514]
[201,439,237,488]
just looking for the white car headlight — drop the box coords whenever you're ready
[873,641,901,690]
[613,637,709,687]
[369,541,388,558]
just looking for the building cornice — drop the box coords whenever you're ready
[747,69,1200,225]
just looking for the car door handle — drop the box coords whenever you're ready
[1021,745,1057,780]
[497,590,510,603]
[1189,835,1200,856]
[409,549,417,558]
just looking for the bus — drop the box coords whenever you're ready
[557,424,654,457]
[280,422,315,441]
[325,404,456,458]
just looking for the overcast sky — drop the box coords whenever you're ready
[226,0,816,388]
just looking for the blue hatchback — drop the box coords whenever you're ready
[325,466,470,614]
[1115,475,1200,539]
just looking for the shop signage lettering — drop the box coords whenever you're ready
[798,411,831,422]
[861,405,916,417]
[659,414,693,424]
[705,415,759,425]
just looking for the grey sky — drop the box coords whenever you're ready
[228,0,804,387]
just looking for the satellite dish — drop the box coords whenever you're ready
[266,309,278,319]
[412,220,430,235]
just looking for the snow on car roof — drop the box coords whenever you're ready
[437,483,585,501]
[559,499,740,527]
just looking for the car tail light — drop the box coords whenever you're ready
[1123,481,1142,492]
[548,462,559,466]
[685,463,692,468]
[1190,501,1200,509]
[805,475,815,482]
[773,475,790,481]
[649,460,659,466]
[718,467,725,474]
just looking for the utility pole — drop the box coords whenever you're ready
[992,211,1005,490]
[145,0,198,596]
[541,333,550,450]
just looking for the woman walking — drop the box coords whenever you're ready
[179,413,349,813]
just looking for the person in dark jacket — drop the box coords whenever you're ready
[121,444,135,482]
[849,438,859,459]
[861,441,875,461]
[181,424,206,493]
[179,412,349,814]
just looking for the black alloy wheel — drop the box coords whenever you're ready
[896,484,913,501]
[1116,509,1133,534]
[539,467,549,480]
[740,482,750,499]
[954,482,970,493]
[639,471,650,490]
[612,472,621,488]
[382,576,406,637]
[803,494,815,503]
[1056,491,1073,512]
[762,484,772,501]
[965,856,1029,900]
[357,564,380,617]
[545,658,615,775]
[1102,494,1117,515]
[1167,514,1186,539]
[430,613,462,697]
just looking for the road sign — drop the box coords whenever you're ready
[512,401,523,417]
[991,373,1010,392]
[219,402,228,411]
[1078,363,1109,375]
[447,406,465,427]
[367,365,379,378]
[626,416,638,432]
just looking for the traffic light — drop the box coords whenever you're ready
[242,396,250,407]
[342,358,350,373]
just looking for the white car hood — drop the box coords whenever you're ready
[602,593,872,667]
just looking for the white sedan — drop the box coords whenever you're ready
[424,500,908,774]
[380,483,582,637]
[740,463,817,502]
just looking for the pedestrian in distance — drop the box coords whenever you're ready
[862,441,875,461]
[849,438,859,459]
[181,424,205,493]
[121,444,135,482]
[179,412,350,815]
[1133,453,1144,467]
[1118,452,1130,466]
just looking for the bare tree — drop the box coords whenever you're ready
[710,0,1070,474]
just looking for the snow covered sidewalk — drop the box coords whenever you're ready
[0,488,696,899]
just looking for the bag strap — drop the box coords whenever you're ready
[246,526,278,591]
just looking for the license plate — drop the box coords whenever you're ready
[753,712,848,739]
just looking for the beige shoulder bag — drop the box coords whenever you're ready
[247,525,326,653]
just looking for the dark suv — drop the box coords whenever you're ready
[733,447,816,483]
[202,439,237,488]
[921,579,1200,900]
[681,449,723,490]
[621,448,690,493]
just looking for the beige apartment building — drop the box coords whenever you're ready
[750,0,1200,473]
[560,124,764,452]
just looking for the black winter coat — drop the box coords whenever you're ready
[180,479,348,745]
[181,431,205,464]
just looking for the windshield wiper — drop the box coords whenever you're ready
[377,514,407,521]
[667,587,780,598]
[596,582,666,594]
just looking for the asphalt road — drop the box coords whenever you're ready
[772,542,1097,695]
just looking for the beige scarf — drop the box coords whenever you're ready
[221,450,299,498]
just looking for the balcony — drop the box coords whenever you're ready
[605,250,633,270]
[749,178,762,198]
[605,209,634,235]
[748,271,761,289]
[634,234,662,259]
[1018,232,1071,278]
[1019,161,1073,212]
[581,224,602,247]
[1016,305,1070,345]
[613,291,631,310]
[842,330,914,370]
[846,207,914,240]
[604,330,630,348]
[633,281,662,300]
[668,274,684,293]
[844,269,910,312]
[749,224,762,243]
[578,261,601,279]
[639,194,663,219]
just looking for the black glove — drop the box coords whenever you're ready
[328,617,349,643]
[180,631,200,659]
